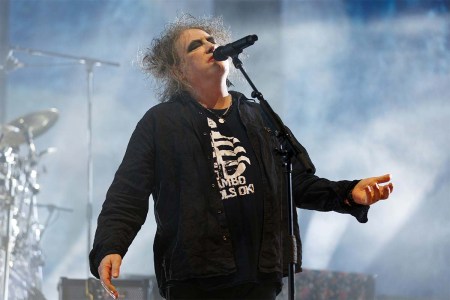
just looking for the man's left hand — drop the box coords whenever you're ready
[351,173,394,206]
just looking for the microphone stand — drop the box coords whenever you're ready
[36,203,74,239]
[10,46,120,276]
[230,54,311,300]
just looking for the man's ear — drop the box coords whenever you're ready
[170,65,184,82]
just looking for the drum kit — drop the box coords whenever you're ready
[0,108,59,300]
[0,44,119,300]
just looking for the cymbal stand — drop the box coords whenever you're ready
[10,45,120,276]
[21,127,41,250]
[1,150,17,300]
[84,58,121,276]
[37,204,74,239]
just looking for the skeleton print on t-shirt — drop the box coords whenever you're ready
[207,117,255,200]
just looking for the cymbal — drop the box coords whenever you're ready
[2,108,59,147]
[0,124,20,134]
[0,124,21,148]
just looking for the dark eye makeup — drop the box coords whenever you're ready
[207,36,216,44]
[187,36,216,52]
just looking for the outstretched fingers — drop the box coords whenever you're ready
[376,173,392,184]
[380,182,394,200]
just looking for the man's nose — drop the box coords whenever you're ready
[206,44,215,54]
[204,39,216,53]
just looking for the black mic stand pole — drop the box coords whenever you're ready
[231,54,306,300]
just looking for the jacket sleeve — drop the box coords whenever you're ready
[292,172,369,223]
[285,126,369,223]
[89,116,154,278]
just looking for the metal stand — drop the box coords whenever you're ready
[1,189,14,300]
[1,116,56,300]
[230,53,313,300]
[86,62,95,275]
[9,46,120,276]
[37,204,74,239]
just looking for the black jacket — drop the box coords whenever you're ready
[89,91,368,293]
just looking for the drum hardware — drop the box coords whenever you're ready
[1,182,16,300]
[7,268,46,300]
[0,126,20,148]
[12,46,121,275]
[3,108,58,149]
[36,204,73,240]
[1,109,59,300]
[3,45,119,299]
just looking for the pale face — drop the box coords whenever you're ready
[175,28,230,89]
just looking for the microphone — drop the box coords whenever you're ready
[213,35,258,61]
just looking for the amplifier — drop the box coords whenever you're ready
[278,269,376,300]
[58,277,155,300]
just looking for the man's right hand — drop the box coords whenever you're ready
[98,254,122,299]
